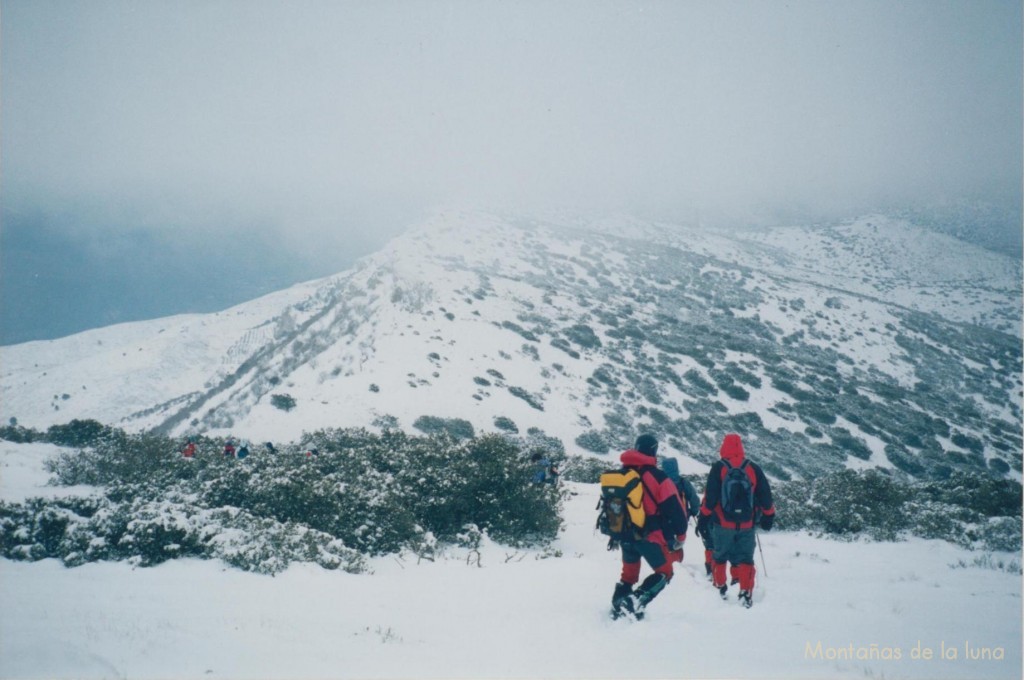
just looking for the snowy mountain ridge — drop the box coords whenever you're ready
[2,209,1020,480]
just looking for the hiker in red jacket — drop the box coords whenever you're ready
[610,434,689,620]
[696,433,775,609]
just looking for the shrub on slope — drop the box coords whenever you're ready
[0,429,565,573]
[773,468,1022,552]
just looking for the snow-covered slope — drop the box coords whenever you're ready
[1,441,1020,680]
[731,215,1022,333]
[2,209,1020,480]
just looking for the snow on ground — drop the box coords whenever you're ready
[732,215,1022,336]
[0,442,1021,680]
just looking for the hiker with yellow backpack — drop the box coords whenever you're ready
[597,434,688,620]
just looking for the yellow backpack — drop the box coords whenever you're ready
[596,468,646,542]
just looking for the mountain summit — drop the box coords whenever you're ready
[2,209,1020,480]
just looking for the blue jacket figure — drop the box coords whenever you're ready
[661,458,699,519]
[530,453,559,484]
[662,456,713,576]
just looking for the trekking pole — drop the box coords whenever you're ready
[752,509,767,578]
[755,530,768,579]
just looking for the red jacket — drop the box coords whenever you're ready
[699,434,775,530]
[620,449,688,546]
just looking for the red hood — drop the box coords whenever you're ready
[720,433,745,467]
[621,449,658,468]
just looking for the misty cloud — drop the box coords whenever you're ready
[2,0,1021,245]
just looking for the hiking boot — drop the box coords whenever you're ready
[731,578,740,586]
[610,581,633,620]
[633,573,667,617]
[704,563,713,580]
[625,594,644,621]
[738,590,752,608]
[718,584,729,600]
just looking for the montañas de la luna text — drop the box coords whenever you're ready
[805,641,1006,662]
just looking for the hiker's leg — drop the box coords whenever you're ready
[634,572,669,609]
[733,563,756,591]
[734,529,757,591]
[620,542,642,585]
[710,524,732,588]
[612,542,643,617]
[702,530,715,576]
[653,542,675,580]
[702,530,715,553]
[637,540,672,580]
[630,542,672,612]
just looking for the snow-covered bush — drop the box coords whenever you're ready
[507,386,544,411]
[46,419,114,447]
[391,433,563,546]
[558,455,609,483]
[549,337,580,359]
[0,423,42,443]
[412,416,475,440]
[574,430,610,454]
[1,428,563,572]
[564,323,601,349]
[492,416,518,433]
[0,493,367,574]
[979,516,1023,553]
[773,469,1022,550]
[683,369,716,397]
[270,393,297,412]
[830,429,873,460]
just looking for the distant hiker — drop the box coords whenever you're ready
[305,448,319,457]
[224,438,236,458]
[237,441,250,459]
[607,434,688,620]
[663,457,713,579]
[659,457,697,565]
[181,440,196,459]
[696,433,775,609]
[695,499,716,580]
[661,458,699,520]
[265,442,276,454]
[530,452,559,485]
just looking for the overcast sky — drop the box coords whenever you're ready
[3,0,1022,255]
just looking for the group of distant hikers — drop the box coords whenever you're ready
[599,432,775,620]
[180,437,276,459]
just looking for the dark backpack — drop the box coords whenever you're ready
[596,468,646,542]
[721,460,754,523]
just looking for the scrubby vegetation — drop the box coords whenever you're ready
[0,418,114,447]
[2,420,1019,575]
[492,416,519,433]
[0,428,565,574]
[270,393,297,412]
[412,415,475,440]
[772,469,1022,552]
[574,430,610,454]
